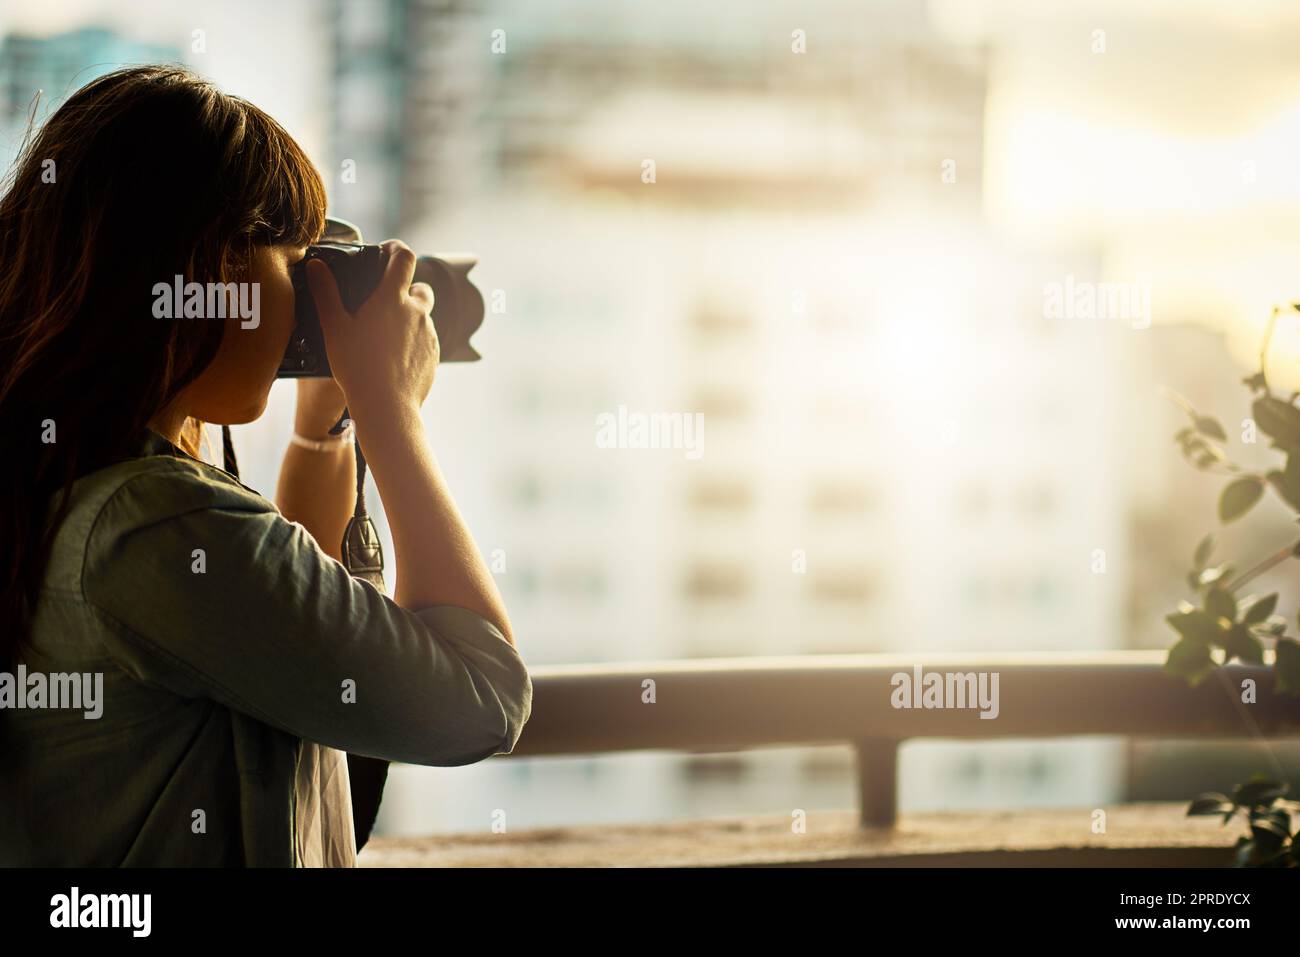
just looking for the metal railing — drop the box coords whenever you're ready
[502,650,1300,826]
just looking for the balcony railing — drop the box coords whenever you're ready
[500,649,1300,827]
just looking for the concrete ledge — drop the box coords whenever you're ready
[358,803,1240,867]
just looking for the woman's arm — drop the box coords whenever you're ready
[349,398,514,645]
[306,242,515,646]
[274,379,355,563]
[82,459,531,766]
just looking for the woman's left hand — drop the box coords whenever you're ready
[294,378,348,440]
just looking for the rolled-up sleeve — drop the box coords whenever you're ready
[80,460,532,767]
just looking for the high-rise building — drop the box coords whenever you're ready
[0,27,180,173]
[325,0,482,237]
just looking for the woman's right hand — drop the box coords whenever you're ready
[306,239,438,420]
[307,244,514,643]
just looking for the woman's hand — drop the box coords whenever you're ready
[305,240,438,423]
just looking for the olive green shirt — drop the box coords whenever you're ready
[0,429,532,866]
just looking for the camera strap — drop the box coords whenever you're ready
[335,410,387,593]
[219,418,385,591]
[220,421,240,479]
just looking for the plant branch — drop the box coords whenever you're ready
[1225,539,1300,593]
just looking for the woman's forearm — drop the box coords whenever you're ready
[275,380,356,562]
[275,440,356,563]
[350,399,514,645]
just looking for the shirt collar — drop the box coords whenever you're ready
[130,425,250,489]
[132,427,188,460]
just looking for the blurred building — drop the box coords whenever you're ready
[325,0,480,236]
[356,0,1138,834]
[0,27,180,173]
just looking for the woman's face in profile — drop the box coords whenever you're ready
[183,243,306,424]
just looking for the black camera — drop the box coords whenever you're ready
[278,217,485,378]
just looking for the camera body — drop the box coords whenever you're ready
[277,218,485,378]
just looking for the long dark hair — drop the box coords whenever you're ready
[0,65,326,666]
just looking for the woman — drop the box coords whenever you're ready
[0,66,531,866]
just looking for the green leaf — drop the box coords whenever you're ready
[1196,563,1236,589]
[1220,477,1265,523]
[1165,637,1216,685]
[1166,608,1225,645]
[1250,808,1291,851]
[1187,793,1234,817]
[1233,778,1288,808]
[1234,836,1259,867]
[1257,614,1288,636]
[1182,443,1213,467]
[1284,452,1300,495]
[1195,415,1228,441]
[1252,396,1300,451]
[1267,456,1300,512]
[1206,587,1237,623]
[1242,593,1279,625]
[1224,623,1265,664]
[1193,534,1216,569]
[1275,638,1300,697]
